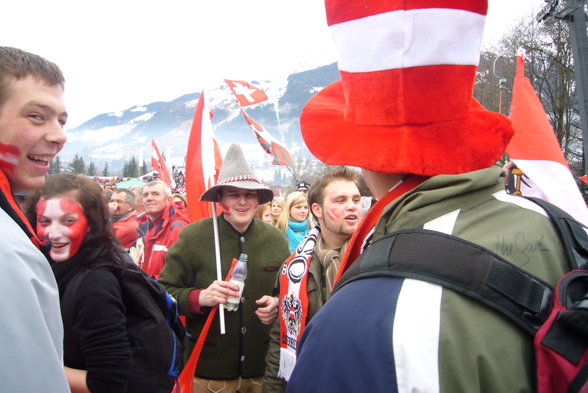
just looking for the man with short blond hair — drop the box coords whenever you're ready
[0,46,70,392]
[264,166,362,392]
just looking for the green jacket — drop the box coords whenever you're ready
[375,166,570,392]
[284,166,571,393]
[159,216,290,380]
[263,250,322,393]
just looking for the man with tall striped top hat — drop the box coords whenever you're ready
[285,1,571,392]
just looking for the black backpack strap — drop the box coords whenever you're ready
[334,229,553,335]
[62,262,117,331]
[62,268,93,334]
[525,197,588,270]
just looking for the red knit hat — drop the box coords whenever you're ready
[300,0,514,176]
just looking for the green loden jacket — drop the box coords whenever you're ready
[159,216,290,380]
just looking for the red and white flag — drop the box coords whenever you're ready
[185,90,223,223]
[507,50,588,225]
[240,108,294,167]
[224,79,268,107]
[151,138,173,187]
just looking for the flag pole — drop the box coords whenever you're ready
[211,202,226,334]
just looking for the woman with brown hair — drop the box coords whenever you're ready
[26,173,132,393]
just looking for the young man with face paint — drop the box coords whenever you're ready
[159,144,290,393]
[263,166,362,393]
[139,180,189,278]
[0,47,70,392]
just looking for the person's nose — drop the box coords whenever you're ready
[46,121,67,148]
[46,224,62,240]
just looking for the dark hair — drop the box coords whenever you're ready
[25,173,126,267]
[307,166,360,219]
[0,47,65,111]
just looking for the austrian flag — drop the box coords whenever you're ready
[507,50,588,225]
[151,139,172,187]
[224,79,268,107]
[240,108,294,167]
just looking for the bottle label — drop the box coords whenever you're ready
[226,279,244,311]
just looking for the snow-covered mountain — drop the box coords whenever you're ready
[61,63,340,177]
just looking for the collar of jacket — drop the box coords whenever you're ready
[146,201,189,239]
[0,169,48,252]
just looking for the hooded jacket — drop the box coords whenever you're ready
[286,167,570,393]
[112,210,139,248]
[140,201,189,277]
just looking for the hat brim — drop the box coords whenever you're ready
[300,80,514,176]
[200,180,274,204]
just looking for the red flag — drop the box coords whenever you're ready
[240,108,294,167]
[151,138,173,187]
[185,90,223,223]
[224,79,268,107]
[507,50,588,225]
[580,175,588,184]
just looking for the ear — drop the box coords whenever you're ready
[311,203,322,219]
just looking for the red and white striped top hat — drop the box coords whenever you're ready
[300,0,514,176]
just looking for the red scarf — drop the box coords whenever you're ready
[277,225,320,381]
[0,170,45,250]
[335,175,428,283]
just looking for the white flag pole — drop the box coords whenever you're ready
[212,202,226,335]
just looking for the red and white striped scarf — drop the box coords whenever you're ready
[278,225,320,381]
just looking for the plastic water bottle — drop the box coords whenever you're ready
[226,254,248,311]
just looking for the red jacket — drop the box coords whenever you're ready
[112,211,139,248]
[140,202,189,278]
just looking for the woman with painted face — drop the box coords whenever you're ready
[276,191,314,253]
[25,173,132,393]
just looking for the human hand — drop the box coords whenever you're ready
[199,280,240,308]
[255,295,279,325]
[502,161,516,186]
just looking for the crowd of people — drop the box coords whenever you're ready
[1,1,586,392]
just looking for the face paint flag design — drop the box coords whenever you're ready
[224,79,268,107]
[507,49,588,225]
[185,90,223,222]
[240,108,294,167]
[151,139,173,188]
[0,142,20,172]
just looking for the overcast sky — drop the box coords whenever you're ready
[2,0,544,130]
